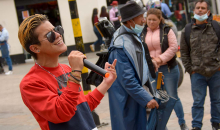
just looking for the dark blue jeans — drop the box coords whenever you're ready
[191,72,220,128]
[93,26,104,45]
[150,65,185,125]
[0,42,12,71]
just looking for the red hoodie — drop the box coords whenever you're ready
[20,63,104,130]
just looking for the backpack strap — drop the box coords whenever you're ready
[211,20,220,52]
[184,23,192,52]
[160,24,171,48]
[113,32,137,43]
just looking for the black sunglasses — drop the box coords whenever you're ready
[45,25,64,43]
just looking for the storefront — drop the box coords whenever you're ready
[163,0,219,31]
[0,0,106,63]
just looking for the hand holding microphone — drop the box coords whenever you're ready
[68,51,114,78]
[83,59,110,78]
[68,51,86,71]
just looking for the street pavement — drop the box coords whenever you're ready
[0,52,213,130]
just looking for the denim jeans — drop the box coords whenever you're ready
[191,71,220,128]
[150,65,185,125]
[93,26,104,45]
[0,41,12,71]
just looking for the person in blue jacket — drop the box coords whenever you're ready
[0,24,13,75]
[108,1,159,130]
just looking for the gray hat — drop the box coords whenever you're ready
[120,1,146,22]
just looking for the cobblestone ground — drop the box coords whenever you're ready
[0,52,212,130]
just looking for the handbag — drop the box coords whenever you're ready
[147,72,177,130]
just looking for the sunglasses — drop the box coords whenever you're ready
[44,25,64,43]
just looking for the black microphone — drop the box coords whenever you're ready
[83,59,110,78]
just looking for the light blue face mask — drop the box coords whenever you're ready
[194,12,208,22]
[130,20,145,35]
[114,6,118,9]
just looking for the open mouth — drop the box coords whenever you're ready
[54,40,63,45]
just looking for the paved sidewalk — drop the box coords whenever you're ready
[0,52,212,130]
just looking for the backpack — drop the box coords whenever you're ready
[86,26,158,86]
[184,20,220,52]
[86,31,138,86]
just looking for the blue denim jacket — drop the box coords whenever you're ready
[108,25,153,130]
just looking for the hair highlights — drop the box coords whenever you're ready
[18,14,48,59]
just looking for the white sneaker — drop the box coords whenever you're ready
[5,71,13,75]
[90,44,95,52]
[100,44,104,52]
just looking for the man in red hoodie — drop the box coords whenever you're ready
[18,14,117,130]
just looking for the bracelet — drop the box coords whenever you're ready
[70,72,81,82]
[68,78,80,87]
[72,70,82,73]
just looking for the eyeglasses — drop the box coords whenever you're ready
[42,25,64,43]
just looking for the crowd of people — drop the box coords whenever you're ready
[14,0,220,130]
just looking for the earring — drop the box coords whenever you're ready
[38,50,40,52]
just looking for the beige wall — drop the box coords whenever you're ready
[218,0,220,14]
[57,0,75,46]
[77,0,107,43]
[0,0,23,56]
[54,0,108,45]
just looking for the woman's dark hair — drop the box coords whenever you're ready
[147,8,165,24]
[92,8,98,25]
[100,6,109,19]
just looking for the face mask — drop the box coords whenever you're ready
[194,12,208,22]
[130,20,145,35]
[114,6,118,9]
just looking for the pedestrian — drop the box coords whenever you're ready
[109,1,121,30]
[142,8,189,130]
[108,2,159,130]
[18,14,117,130]
[100,6,109,20]
[160,0,172,18]
[90,8,105,52]
[0,24,13,75]
[180,0,220,130]
[146,0,178,38]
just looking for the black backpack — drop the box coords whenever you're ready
[184,20,220,52]
[86,31,139,86]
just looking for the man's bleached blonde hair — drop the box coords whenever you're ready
[18,14,48,59]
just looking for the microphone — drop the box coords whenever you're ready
[83,59,110,78]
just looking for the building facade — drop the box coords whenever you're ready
[0,0,107,63]
[0,0,219,64]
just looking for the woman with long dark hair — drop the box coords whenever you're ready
[142,8,189,130]
[90,8,105,52]
[100,6,109,20]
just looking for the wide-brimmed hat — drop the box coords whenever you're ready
[120,1,146,22]
[110,1,118,6]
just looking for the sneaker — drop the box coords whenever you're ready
[100,44,105,52]
[180,124,189,130]
[191,127,201,130]
[5,71,13,75]
[90,44,95,52]
[212,122,220,130]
